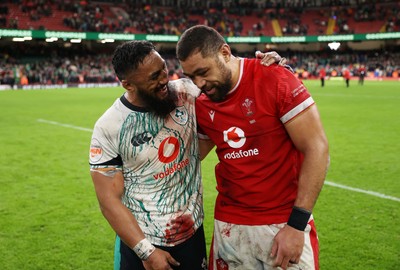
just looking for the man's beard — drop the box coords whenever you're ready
[137,85,177,117]
[206,60,232,102]
[208,80,232,102]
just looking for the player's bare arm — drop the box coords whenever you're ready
[199,139,215,161]
[271,105,329,269]
[91,170,180,270]
[285,105,329,212]
[91,170,145,247]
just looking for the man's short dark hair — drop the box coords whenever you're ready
[176,25,226,61]
[112,40,155,80]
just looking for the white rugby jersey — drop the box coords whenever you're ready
[89,79,203,246]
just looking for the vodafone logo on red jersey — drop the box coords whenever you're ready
[223,127,259,160]
[158,137,180,163]
[223,127,246,148]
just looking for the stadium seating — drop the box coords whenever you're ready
[6,3,70,31]
[1,1,399,87]
[2,1,398,36]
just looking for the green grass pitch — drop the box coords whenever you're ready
[0,79,399,269]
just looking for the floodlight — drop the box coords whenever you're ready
[328,42,341,50]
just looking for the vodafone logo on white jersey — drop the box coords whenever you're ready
[158,137,180,163]
[223,127,246,148]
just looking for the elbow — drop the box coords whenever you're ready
[99,203,107,214]
[98,202,111,218]
[320,137,330,173]
[97,196,120,219]
[323,138,330,166]
[305,136,330,169]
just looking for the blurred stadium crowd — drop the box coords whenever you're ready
[1,49,399,87]
[1,0,399,35]
[0,0,399,86]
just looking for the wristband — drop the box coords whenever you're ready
[287,206,311,231]
[132,238,156,260]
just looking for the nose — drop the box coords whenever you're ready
[159,69,168,84]
[193,76,206,89]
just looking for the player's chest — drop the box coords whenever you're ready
[198,94,280,141]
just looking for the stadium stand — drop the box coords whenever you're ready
[2,0,399,35]
[0,0,399,88]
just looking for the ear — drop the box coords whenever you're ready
[121,80,136,92]
[220,44,231,63]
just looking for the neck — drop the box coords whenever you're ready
[124,92,146,108]
[229,55,241,89]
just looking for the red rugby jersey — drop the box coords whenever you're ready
[196,58,315,225]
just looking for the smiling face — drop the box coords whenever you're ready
[180,50,232,102]
[123,50,176,116]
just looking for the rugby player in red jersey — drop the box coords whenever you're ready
[177,25,329,270]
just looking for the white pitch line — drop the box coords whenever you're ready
[37,118,400,202]
[325,181,400,202]
[37,118,93,132]
[312,93,400,100]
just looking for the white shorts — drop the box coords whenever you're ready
[209,218,319,270]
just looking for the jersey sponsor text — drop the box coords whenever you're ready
[153,158,190,180]
[223,148,259,160]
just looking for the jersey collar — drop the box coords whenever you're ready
[120,94,150,112]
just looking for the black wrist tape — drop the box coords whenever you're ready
[287,206,311,231]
